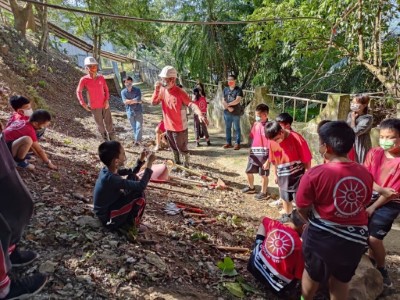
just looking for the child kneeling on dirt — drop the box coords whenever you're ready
[3,109,56,170]
[247,209,306,299]
[242,104,270,200]
[93,141,155,231]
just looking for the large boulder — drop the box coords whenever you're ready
[348,255,383,300]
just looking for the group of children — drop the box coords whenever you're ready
[243,96,400,299]
[2,89,400,300]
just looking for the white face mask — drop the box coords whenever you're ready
[350,103,361,112]
[22,108,33,117]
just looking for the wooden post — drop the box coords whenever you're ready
[305,101,309,122]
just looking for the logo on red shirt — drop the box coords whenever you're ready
[7,120,25,130]
[265,229,295,260]
[333,176,367,216]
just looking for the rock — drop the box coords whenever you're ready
[75,216,102,229]
[348,255,383,300]
[117,268,126,276]
[76,275,92,284]
[39,261,57,273]
[145,252,167,272]
[219,231,233,241]
[205,261,218,274]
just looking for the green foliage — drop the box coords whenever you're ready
[26,85,50,111]
[38,80,47,88]
[223,282,244,298]
[190,231,209,241]
[216,256,237,277]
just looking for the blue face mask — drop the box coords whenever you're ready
[255,116,261,122]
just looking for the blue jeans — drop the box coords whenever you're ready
[128,113,143,142]
[224,111,241,145]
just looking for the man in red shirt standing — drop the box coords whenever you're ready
[296,121,373,300]
[152,66,205,168]
[76,56,115,141]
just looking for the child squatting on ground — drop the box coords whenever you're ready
[264,121,312,218]
[93,141,155,232]
[247,209,306,299]
[296,121,373,300]
[3,109,57,171]
[242,104,270,200]
[364,118,400,287]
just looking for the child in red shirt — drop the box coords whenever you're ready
[364,118,400,287]
[297,121,373,300]
[3,110,57,170]
[242,104,270,200]
[247,209,306,298]
[192,88,211,147]
[5,96,32,128]
[276,112,293,131]
[265,121,312,216]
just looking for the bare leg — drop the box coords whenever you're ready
[301,269,319,300]
[368,236,386,267]
[155,127,162,149]
[261,175,268,194]
[11,136,33,160]
[246,173,255,189]
[282,200,293,214]
[329,276,349,300]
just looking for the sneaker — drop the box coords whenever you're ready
[154,146,160,151]
[16,160,35,171]
[223,144,233,149]
[242,186,256,194]
[268,199,282,208]
[10,249,39,267]
[378,267,393,288]
[207,140,211,146]
[233,144,241,150]
[3,273,48,300]
[24,154,37,162]
[196,141,201,147]
[255,192,270,200]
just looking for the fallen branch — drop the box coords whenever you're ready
[213,246,250,253]
[148,184,206,198]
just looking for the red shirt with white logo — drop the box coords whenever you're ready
[76,74,110,109]
[193,96,207,114]
[296,162,373,225]
[364,147,400,204]
[6,112,29,128]
[152,86,191,132]
[252,217,303,292]
[3,120,37,143]
[269,131,312,191]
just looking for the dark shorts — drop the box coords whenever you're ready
[165,129,189,154]
[279,189,296,202]
[245,161,269,176]
[302,225,366,283]
[369,202,400,240]
[6,141,13,152]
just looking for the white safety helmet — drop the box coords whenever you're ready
[159,66,177,78]
[84,56,98,66]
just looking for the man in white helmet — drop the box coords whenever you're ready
[76,56,115,141]
[152,66,205,168]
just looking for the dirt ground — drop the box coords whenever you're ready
[0,24,399,299]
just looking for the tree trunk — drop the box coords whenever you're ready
[91,16,102,63]
[9,0,33,36]
[362,62,399,97]
[373,1,382,66]
[357,0,364,61]
[35,0,49,52]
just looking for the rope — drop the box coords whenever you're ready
[19,0,326,26]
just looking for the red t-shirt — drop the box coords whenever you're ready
[152,86,191,132]
[158,120,166,133]
[249,121,270,165]
[364,147,400,204]
[269,131,312,191]
[6,112,29,128]
[252,217,303,292]
[193,96,207,114]
[76,74,110,109]
[3,120,38,143]
[297,162,373,226]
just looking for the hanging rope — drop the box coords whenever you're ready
[18,0,326,26]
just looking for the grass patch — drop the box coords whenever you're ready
[26,85,51,112]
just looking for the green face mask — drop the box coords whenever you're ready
[379,139,395,150]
